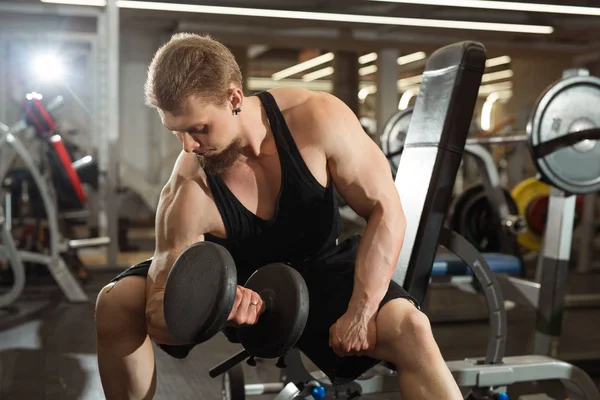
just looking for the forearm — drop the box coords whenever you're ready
[145,288,176,344]
[145,252,180,345]
[348,202,406,315]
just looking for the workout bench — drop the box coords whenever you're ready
[218,41,600,400]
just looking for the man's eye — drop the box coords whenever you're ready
[190,126,208,134]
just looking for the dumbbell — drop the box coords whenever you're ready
[163,241,309,360]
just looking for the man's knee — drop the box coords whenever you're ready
[378,298,434,351]
[95,277,147,340]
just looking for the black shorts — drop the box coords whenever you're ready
[109,235,418,385]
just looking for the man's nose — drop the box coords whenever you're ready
[182,133,199,153]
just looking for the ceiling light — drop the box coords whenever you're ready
[368,0,600,17]
[302,67,334,82]
[359,65,378,76]
[42,0,554,34]
[481,69,513,83]
[41,0,106,5]
[272,52,334,81]
[486,55,511,68]
[479,81,513,95]
[359,52,378,64]
[398,51,427,65]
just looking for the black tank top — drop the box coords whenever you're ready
[204,91,341,283]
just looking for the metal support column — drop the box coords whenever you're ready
[0,34,7,123]
[375,49,399,146]
[96,0,120,267]
[576,193,597,274]
[533,187,576,357]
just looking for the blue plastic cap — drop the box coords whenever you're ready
[311,386,326,400]
[496,393,509,400]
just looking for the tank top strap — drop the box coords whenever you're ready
[255,91,325,193]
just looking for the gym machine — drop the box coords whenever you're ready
[494,68,600,358]
[0,94,111,304]
[217,43,600,400]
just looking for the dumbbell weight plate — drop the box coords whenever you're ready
[164,241,238,344]
[238,263,310,359]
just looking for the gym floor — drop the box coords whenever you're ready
[1,267,600,399]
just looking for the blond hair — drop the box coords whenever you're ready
[144,33,243,113]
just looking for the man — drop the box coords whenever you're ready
[95,33,463,400]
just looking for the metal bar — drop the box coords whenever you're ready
[4,193,11,232]
[447,355,600,399]
[245,383,285,395]
[438,228,507,365]
[0,128,87,302]
[0,207,26,307]
[98,0,120,267]
[68,236,111,249]
[533,188,576,358]
[576,193,596,274]
[495,275,540,309]
[0,2,102,17]
[564,293,600,309]
[466,134,528,145]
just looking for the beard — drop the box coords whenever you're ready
[197,137,243,176]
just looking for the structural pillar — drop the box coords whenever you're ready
[332,50,359,115]
[375,48,399,146]
[96,0,120,266]
[229,46,249,95]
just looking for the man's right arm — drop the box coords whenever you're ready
[145,176,210,344]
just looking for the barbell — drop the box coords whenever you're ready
[382,74,600,196]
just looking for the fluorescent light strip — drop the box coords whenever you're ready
[486,55,511,68]
[40,0,106,7]
[398,51,427,65]
[272,52,334,81]
[42,0,554,34]
[398,88,419,110]
[41,0,106,5]
[368,0,600,17]
[359,65,378,76]
[359,52,378,64]
[479,81,513,95]
[398,75,423,88]
[302,67,334,82]
[359,86,378,101]
[249,77,332,91]
[481,69,513,83]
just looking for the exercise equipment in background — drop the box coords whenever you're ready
[511,177,551,252]
[0,93,111,305]
[381,106,525,260]
[528,71,600,195]
[496,68,600,362]
[449,183,520,253]
[380,107,411,178]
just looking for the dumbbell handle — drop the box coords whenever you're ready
[209,349,250,377]
[226,287,270,325]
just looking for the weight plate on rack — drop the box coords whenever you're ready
[510,177,550,252]
[449,184,520,253]
[528,75,600,194]
[380,107,413,177]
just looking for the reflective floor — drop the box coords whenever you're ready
[0,268,599,400]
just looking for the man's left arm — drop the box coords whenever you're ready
[311,94,407,318]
